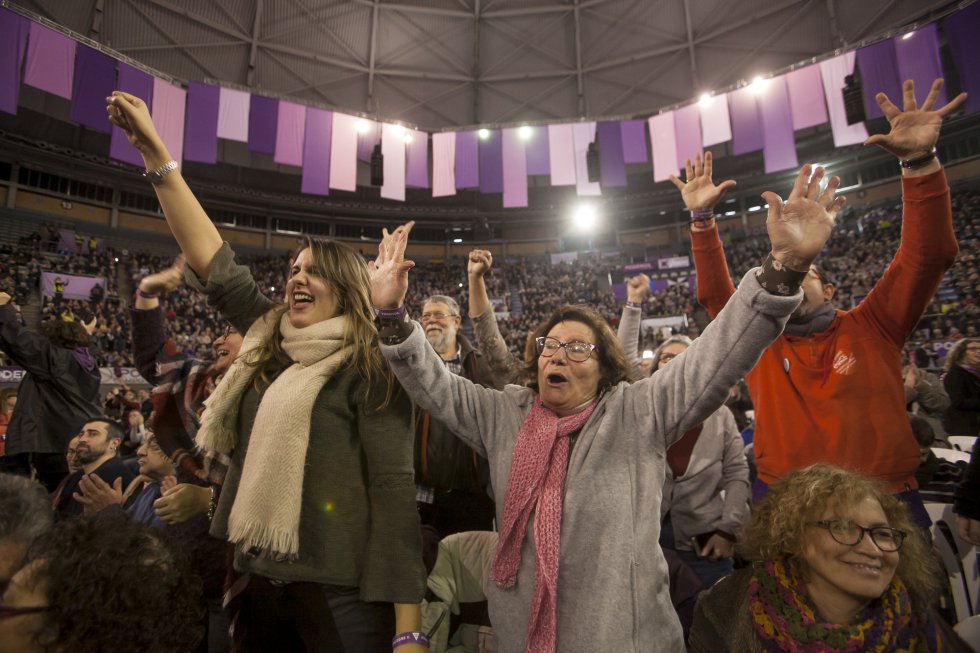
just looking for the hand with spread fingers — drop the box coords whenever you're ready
[764,164,846,272]
[864,78,967,160]
[74,474,125,514]
[669,151,737,212]
[368,221,416,310]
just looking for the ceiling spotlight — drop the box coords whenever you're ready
[356,119,370,134]
[572,204,598,231]
[403,134,414,144]
[698,93,712,107]
[902,31,914,40]
[453,238,463,243]
[390,124,405,138]
[748,76,769,94]
[518,125,532,141]
[477,128,490,140]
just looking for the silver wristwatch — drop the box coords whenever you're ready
[143,160,179,185]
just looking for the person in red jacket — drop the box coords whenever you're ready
[670,78,965,526]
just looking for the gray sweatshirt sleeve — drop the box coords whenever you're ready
[715,408,751,538]
[616,305,644,379]
[624,268,801,448]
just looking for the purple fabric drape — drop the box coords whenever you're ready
[455,131,479,189]
[70,46,115,133]
[728,87,763,156]
[943,2,980,116]
[479,129,503,194]
[573,122,600,196]
[597,121,626,188]
[217,87,250,141]
[183,82,220,164]
[548,124,576,186]
[856,40,902,120]
[648,112,678,182]
[274,100,306,167]
[329,113,358,192]
[110,64,154,166]
[620,120,648,163]
[673,104,702,166]
[698,96,731,147]
[502,127,528,208]
[405,129,428,188]
[525,126,551,176]
[381,123,407,202]
[248,94,278,155]
[0,9,29,115]
[785,64,828,130]
[301,107,332,196]
[894,24,946,108]
[23,23,75,99]
[432,132,456,197]
[760,76,798,174]
[152,78,186,165]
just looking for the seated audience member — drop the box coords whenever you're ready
[54,419,135,517]
[690,465,970,652]
[0,473,52,583]
[942,337,979,437]
[0,293,102,491]
[903,349,951,444]
[675,80,966,526]
[618,277,750,588]
[910,415,966,503]
[954,446,980,546]
[0,513,203,653]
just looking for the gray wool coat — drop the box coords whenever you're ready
[381,270,801,653]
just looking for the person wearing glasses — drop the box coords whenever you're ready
[370,160,843,653]
[690,464,969,652]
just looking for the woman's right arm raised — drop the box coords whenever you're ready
[107,91,222,279]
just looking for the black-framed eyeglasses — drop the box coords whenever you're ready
[535,336,597,363]
[420,311,457,322]
[807,520,907,552]
[0,604,51,620]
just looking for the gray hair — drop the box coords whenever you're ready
[0,472,54,548]
[650,335,694,374]
[424,295,460,316]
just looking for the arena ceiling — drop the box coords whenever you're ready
[13,0,964,131]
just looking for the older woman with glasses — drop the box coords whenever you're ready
[690,464,969,652]
[370,161,844,653]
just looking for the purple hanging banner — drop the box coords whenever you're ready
[248,94,278,155]
[573,122,600,196]
[648,113,678,183]
[894,25,946,109]
[217,87,250,141]
[856,41,902,120]
[785,64,828,130]
[405,129,428,188]
[597,121,626,188]
[329,113,358,192]
[23,23,76,99]
[525,126,551,176]
[673,104,702,166]
[432,132,456,197]
[479,130,503,194]
[502,128,528,208]
[760,76,798,174]
[455,131,479,190]
[184,82,220,164]
[70,46,115,133]
[301,107,332,196]
[699,96,732,147]
[152,78,186,165]
[620,120,648,164]
[0,9,29,115]
[943,2,980,116]
[728,87,763,156]
[110,64,154,166]
[549,124,576,186]
[274,101,306,167]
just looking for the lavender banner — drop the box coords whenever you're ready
[785,64,828,130]
[597,121,627,187]
[943,2,980,116]
[728,87,763,155]
[23,23,76,99]
[0,9,29,115]
[110,64,154,166]
[819,53,869,147]
[856,40,902,120]
[405,129,429,188]
[673,104,702,166]
[432,132,456,197]
[525,126,551,176]
[301,107,332,196]
[70,45,115,133]
[455,131,479,189]
[184,82,220,164]
[620,120,648,164]
[894,24,946,109]
[274,101,306,167]
[248,94,278,155]
[479,129,503,194]
[760,76,798,174]
[502,127,528,208]
[42,272,106,301]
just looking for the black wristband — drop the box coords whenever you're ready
[377,311,413,345]
[899,149,937,170]
[755,254,808,296]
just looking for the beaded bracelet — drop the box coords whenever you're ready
[689,208,716,230]
[392,631,428,649]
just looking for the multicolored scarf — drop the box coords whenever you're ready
[747,558,944,652]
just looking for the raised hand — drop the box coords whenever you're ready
[668,152,737,211]
[864,78,967,159]
[764,165,845,271]
[140,254,186,295]
[468,249,493,278]
[626,274,651,304]
[368,222,415,309]
[106,91,171,168]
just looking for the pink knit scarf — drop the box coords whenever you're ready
[491,397,597,653]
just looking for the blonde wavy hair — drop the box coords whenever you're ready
[246,237,397,408]
[739,464,941,602]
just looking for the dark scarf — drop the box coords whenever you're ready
[783,302,836,337]
[747,558,944,652]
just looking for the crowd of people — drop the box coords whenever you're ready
[0,78,976,653]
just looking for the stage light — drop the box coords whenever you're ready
[518,125,532,140]
[698,93,712,107]
[572,204,598,231]
[403,133,414,144]
[478,128,490,140]
[390,124,405,139]
[356,120,370,134]
[453,238,463,243]
[749,76,769,95]
[902,31,914,40]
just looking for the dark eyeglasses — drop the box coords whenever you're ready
[807,520,907,552]
[535,337,597,362]
[420,311,456,322]
[0,604,51,620]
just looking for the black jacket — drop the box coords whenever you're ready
[0,304,103,455]
[943,365,980,437]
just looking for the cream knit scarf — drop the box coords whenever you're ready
[196,309,352,559]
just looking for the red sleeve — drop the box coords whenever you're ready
[851,169,958,347]
[691,227,736,320]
